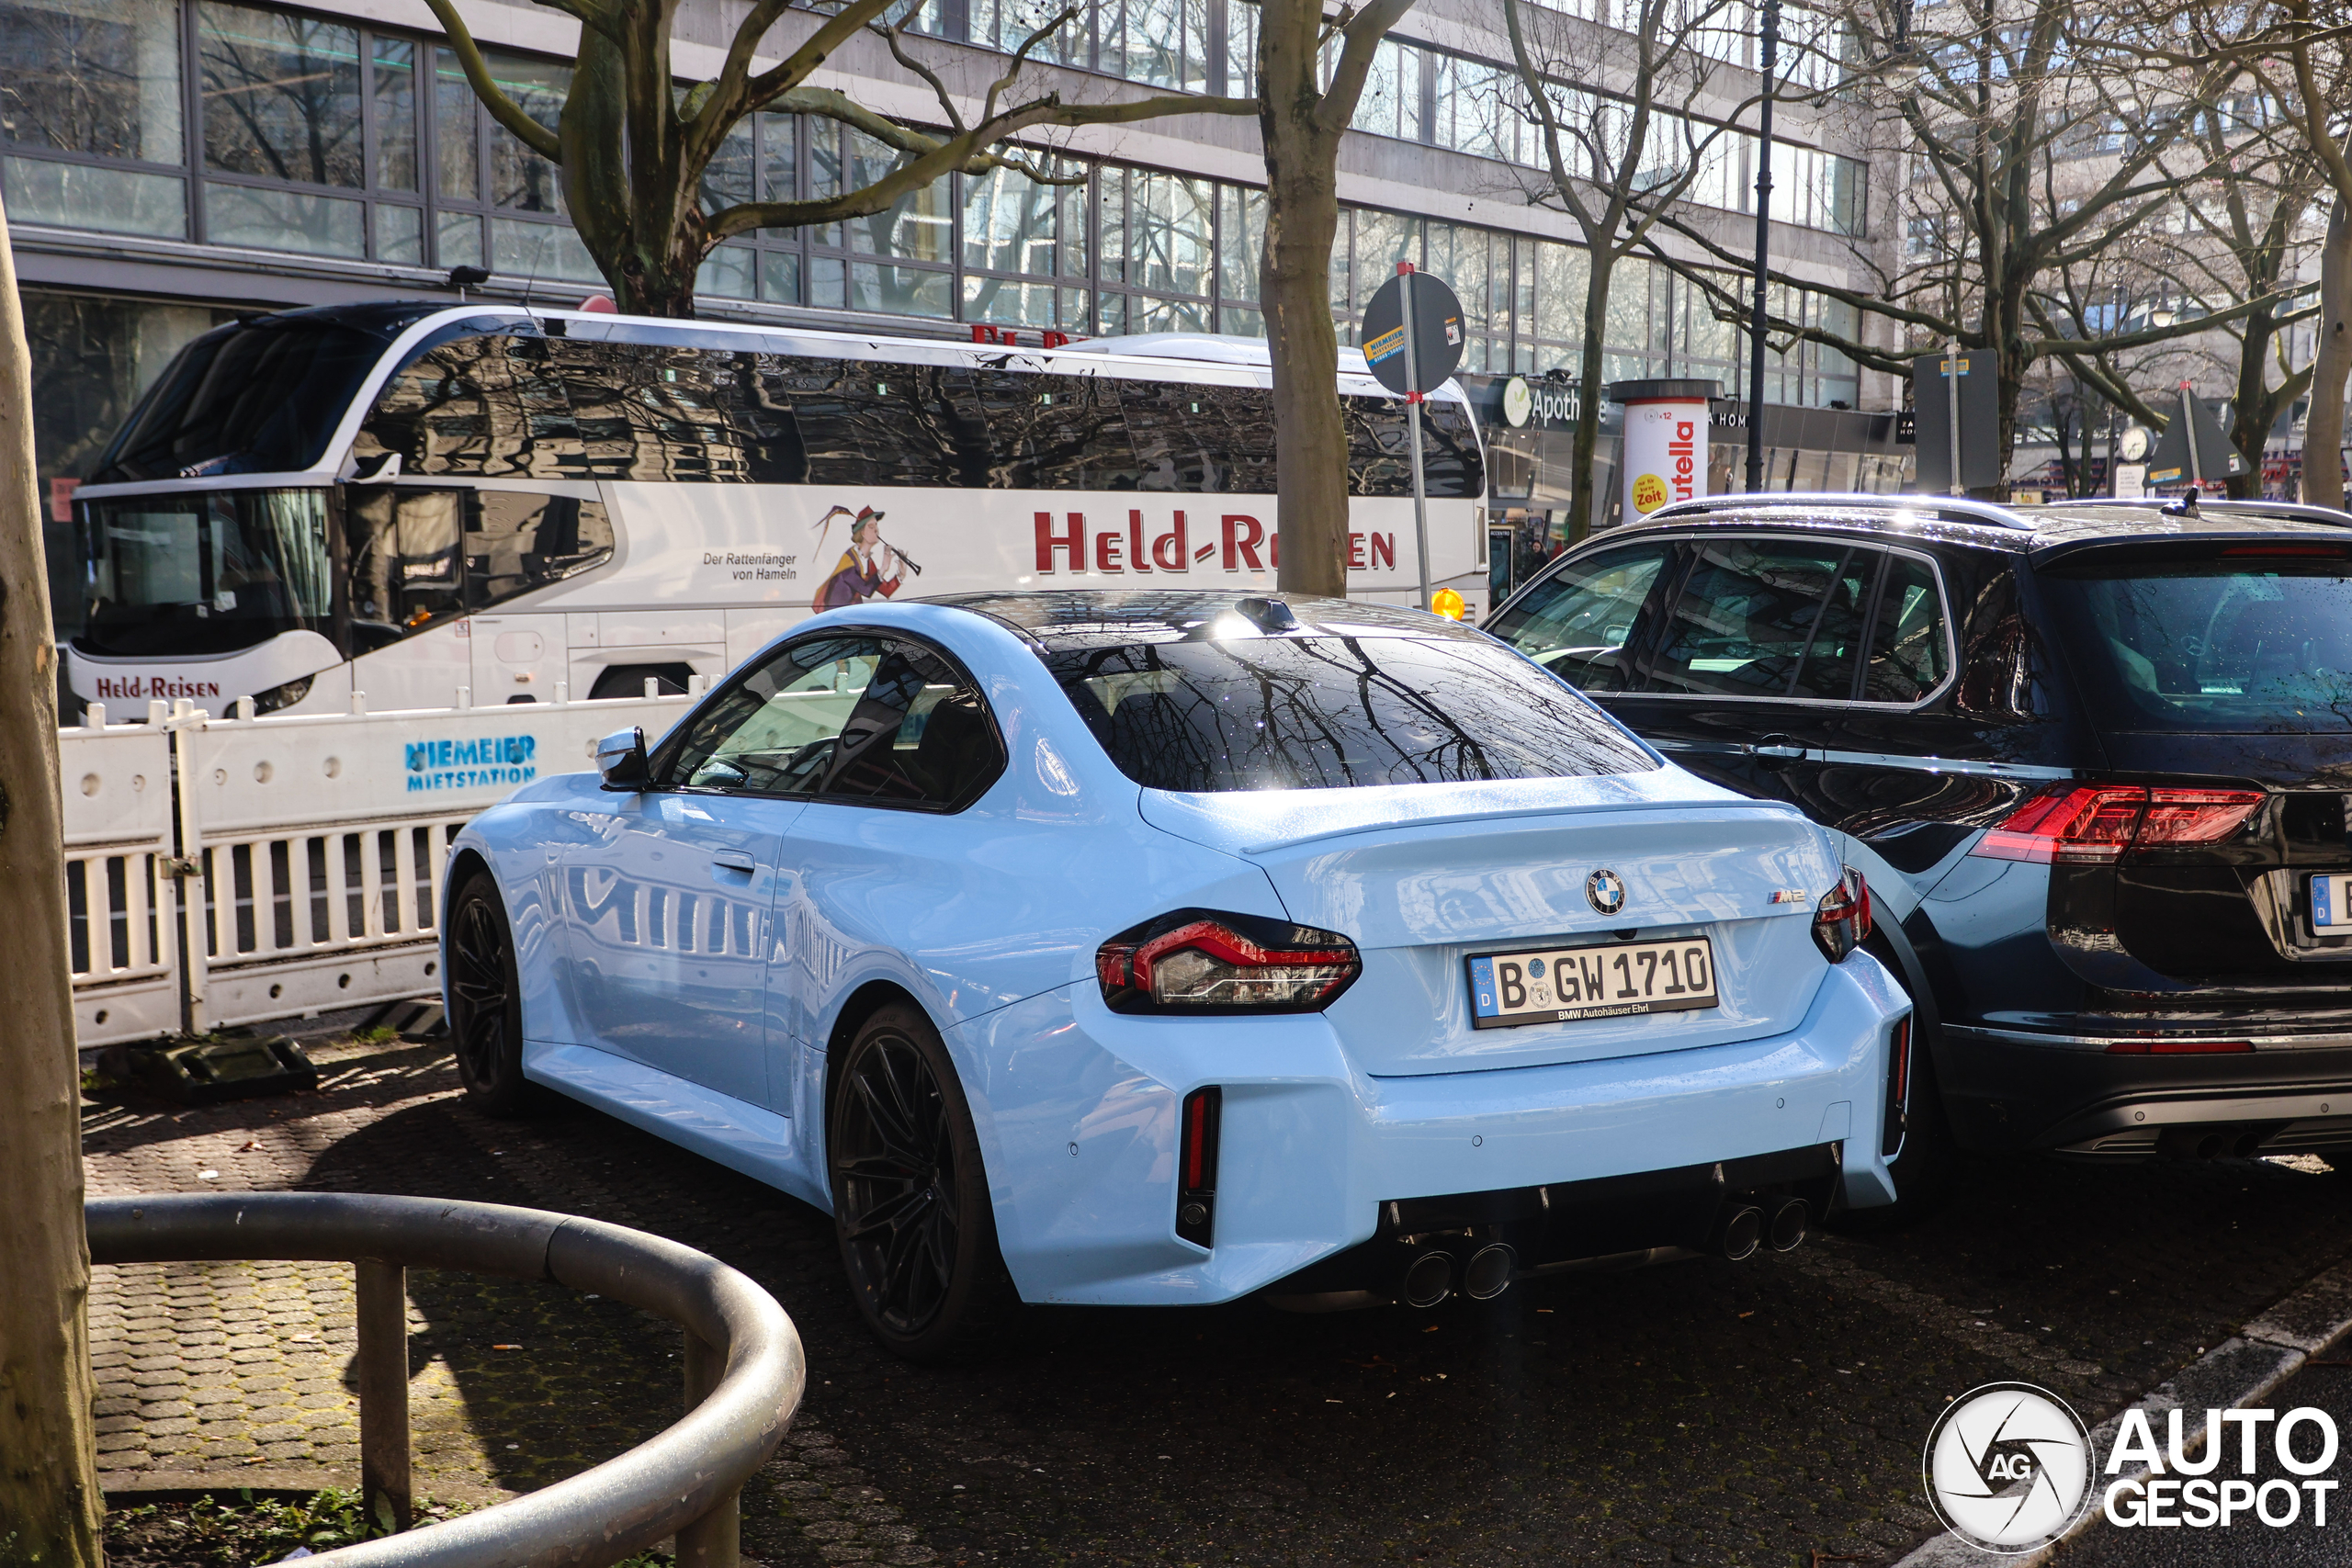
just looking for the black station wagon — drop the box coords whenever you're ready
[1486,492,2352,1212]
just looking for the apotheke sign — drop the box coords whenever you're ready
[1501,376,1581,428]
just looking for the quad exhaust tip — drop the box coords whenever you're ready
[1464,1243,1516,1301]
[1769,1198,1808,1253]
[1714,1203,1765,1262]
[1403,1250,1454,1309]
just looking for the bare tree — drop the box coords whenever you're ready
[1641,0,2280,491]
[426,0,1254,317]
[1257,0,1419,598]
[2269,0,2352,506]
[0,190,98,1568]
[1505,0,1756,540]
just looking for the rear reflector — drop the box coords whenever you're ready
[1973,784,2264,864]
[1176,1087,1221,1247]
[2103,1039,2256,1055]
[1882,1017,1911,1157]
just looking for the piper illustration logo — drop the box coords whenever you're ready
[405,733,537,792]
[1925,1382,2093,1552]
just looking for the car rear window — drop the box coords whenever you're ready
[1043,635,1658,792]
[2041,553,2352,731]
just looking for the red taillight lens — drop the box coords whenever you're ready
[1973,785,2263,863]
[1882,1016,1911,1157]
[1096,908,1362,1014]
[2103,1039,2255,1055]
[1813,867,1872,963]
[1176,1086,1221,1247]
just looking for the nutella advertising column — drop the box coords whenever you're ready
[1608,379,1719,520]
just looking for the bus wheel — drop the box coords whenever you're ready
[589,663,693,700]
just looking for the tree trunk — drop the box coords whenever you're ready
[1566,272,1613,544]
[1260,0,1353,601]
[0,193,101,1568]
[2308,194,2351,511]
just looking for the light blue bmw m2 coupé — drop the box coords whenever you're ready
[440,591,1910,1359]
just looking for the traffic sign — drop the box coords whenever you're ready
[2144,385,2245,486]
[1361,271,1464,396]
[1911,348,2001,493]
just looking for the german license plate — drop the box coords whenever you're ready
[1466,936,1719,1030]
[2312,874,2352,931]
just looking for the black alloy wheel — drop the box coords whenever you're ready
[829,1004,1018,1362]
[446,871,534,1117]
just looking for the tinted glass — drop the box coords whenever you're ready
[662,636,1001,806]
[1485,543,1671,692]
[1046,636,1657,793]
[2041,556,2352,733]
[1788,547,1878,700]
[81,490,332,658]
[1860,554,1951,702]
[1649,539,1852,698]
[363,339,1484,497]
[344,488,610,633]
[92,318,387,480]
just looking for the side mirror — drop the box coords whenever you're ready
[595,727,650,789]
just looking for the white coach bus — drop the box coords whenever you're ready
[65,303,1488,721]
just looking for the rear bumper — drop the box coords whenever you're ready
[1939,1024,2352,1155]
[949,953,1908,1306]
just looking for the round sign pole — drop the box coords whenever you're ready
[1397,262,1432,615]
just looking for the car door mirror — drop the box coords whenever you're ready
[596,727,650,789]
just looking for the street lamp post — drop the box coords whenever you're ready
[1745,0,1781,492]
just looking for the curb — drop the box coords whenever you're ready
[1894,1258,2352,1567]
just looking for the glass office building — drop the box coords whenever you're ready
[2,0,1900,637]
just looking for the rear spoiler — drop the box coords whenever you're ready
[2035,495,2352,529]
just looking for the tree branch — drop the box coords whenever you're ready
[422,0,561,160]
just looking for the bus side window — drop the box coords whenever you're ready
[1119,380,1279,494]
[464,492,614,610]
[973,372,1138,490]
[1340,396,1486,500]
[346,487,464,640]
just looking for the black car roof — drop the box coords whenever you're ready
[921,589,1489,647]
[1619,493,2352,557]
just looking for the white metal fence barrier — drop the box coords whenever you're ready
[66,684,697,1050]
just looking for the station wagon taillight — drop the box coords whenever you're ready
[1095,909,1361,1013]
[1973,784,2265,864]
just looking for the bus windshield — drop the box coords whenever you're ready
[89,306,437,482]
[79,491,334,658]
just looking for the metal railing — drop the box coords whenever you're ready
[87,1192,807,1567]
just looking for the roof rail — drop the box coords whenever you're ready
[1642,491,2038,530]
[2035,496,2352,529]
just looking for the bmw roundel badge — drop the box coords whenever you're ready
[1586,869,1627,916]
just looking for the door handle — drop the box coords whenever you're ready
[1751,735,1806,763]
[711,851,758,874]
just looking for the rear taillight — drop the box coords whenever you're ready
[1176,1086,1221,1247]
[1813,868,1872,963]
[2104,1039,2255,1055]
[1882,1017,1910,1157]
[1973,784,2264,864]
[1096,908,1362,1014]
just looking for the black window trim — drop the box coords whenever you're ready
[1542,527,1961,713]
[650,624,1008,814]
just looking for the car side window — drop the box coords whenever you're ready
[660,635,1002,807]
[1860,554,1951,702]
[1649,538,1856,699]
[1483,543,1673,692]
[1787,547,1881,700]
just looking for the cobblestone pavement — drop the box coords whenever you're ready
[83,1023,2352,1567]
